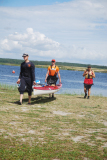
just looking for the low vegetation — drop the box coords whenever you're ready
[0,85,107,159]
[0,58,107,72]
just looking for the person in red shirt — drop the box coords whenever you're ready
[45,59,61,98]
[83,66,95,99]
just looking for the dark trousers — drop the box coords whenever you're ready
[20,77,33,96]
[47,76,58,85]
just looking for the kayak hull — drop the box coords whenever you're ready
[33,84,62,95]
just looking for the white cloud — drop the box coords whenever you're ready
[0,0,107,65]
[0,28,107,65]
[0,28,61,56]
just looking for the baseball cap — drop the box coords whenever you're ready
[22,53,28,57]
[51,59,56,62]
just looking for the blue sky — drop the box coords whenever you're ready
[0,0,71,7]
[0,0,107,65]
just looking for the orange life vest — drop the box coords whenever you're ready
[48,65,59,76]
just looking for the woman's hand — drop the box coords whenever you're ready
[85,71,88,75]
[89,72,92,76]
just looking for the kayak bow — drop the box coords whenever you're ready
[33,83,62,95]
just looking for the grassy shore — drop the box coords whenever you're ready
[35,65,107,73]
[0,62,107,73]
[0,86,107,160]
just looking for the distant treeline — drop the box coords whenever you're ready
[0,58,107,69]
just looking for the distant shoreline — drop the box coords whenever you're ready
[0,62,107,73]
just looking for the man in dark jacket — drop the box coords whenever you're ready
[17,53,36,105]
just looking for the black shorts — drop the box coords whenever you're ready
[47,76,58,85]
[19,77,33,96]
[84,83,93,90]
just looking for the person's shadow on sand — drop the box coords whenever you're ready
[13,96,56,105]
[77,96,84,99]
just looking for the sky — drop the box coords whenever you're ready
[0,0,71,6]
[0,0,107,65]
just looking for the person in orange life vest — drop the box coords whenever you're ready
[45,59,61,98]
[17,53,36,105]
[83,66,95,99]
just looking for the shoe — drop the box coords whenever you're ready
[18,101,22,105]
[28,103,31,105]
[87,96,90,99]
[84,93,87,98]
[52,95,54,98]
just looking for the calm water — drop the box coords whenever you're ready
[0,65,107,97]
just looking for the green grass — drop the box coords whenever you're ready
[0,83,17,91]
[0,86,107,159]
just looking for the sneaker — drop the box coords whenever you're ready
[84,93,87,98]
[87,96,90,99]
[52,95,54,98]
[18,101,22,105]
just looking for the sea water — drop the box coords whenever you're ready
[0,64,107,97]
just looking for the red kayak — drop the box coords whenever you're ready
[33,83,62,95]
